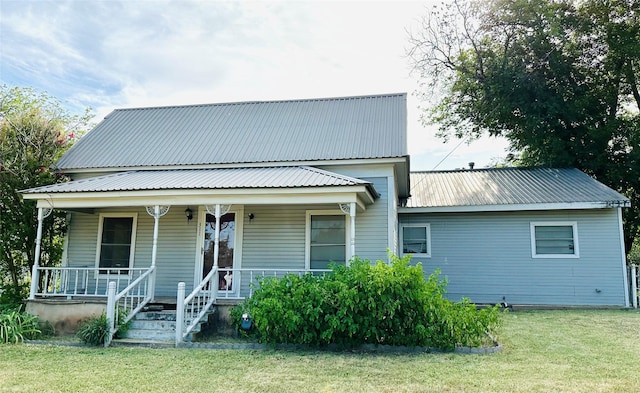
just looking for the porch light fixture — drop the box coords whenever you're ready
[185,208,193,222]
[248,213,255,222]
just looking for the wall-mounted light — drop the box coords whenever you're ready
[248,213,255,222]
[185,207,193,222]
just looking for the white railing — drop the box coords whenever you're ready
[31,266,152,298]
[176,266,219,345]
[215,267,332,299]
[105,266,155,347]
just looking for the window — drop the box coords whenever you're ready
[400,224,431,257]
[307,212,348,270]
[531,222,578,258]
[96,214,137,272]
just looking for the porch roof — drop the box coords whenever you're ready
[21,166,378,209]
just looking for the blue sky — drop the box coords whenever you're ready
[0,0,509,170]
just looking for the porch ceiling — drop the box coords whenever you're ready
[20,166,378,210]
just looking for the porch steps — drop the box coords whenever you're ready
[113,306,213,346]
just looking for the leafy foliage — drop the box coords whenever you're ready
[0,309,42,344]
[231,254,502,350]
[408,0,640,254]
[0,85,92,296]
[76,313,110,346]
[0,283,28,313]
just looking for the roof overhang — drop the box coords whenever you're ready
[21,166,377,211]
[399,200,631,214]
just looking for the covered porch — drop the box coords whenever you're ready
[21,166,379,345]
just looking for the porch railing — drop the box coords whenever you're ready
[176,266,219,345]
[105,266,155,347]
[215,267,332,299]
[30,266,152,299]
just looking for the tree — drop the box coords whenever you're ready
[0,86,92,298]
[408,0,640,255]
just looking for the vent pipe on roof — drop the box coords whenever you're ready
[468,162,475,170]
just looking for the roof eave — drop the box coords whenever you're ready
[399,200,631,213]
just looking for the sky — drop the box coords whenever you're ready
[0,0,510,170]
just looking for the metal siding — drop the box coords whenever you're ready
[408,168,629,207]
[400,209,626,306]
[56,94,407,170]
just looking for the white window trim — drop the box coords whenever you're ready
[95,212,138,274]
[399,223,432,258]
[305,210,351,269]
[530,221,579,259]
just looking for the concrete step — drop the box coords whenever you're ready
[111,338,175,348]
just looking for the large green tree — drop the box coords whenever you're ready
[0,86,91,298]
[408,0,640,254]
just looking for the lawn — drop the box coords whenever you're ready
[1,310,639,392]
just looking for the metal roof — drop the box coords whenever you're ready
[406,168,630,209]
[56,93,408,170]
[21,166,377,195]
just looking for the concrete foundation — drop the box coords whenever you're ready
[26,299,107,335]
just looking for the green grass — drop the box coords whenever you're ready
[1,310,639,392]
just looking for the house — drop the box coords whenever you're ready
[20,93,632,344]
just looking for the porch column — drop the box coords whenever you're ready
[29,207,52,299]
[145,205,170,300]
[339,203,356,259]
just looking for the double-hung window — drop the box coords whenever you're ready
[530,222,578,258]
[96,214,138,273]
[307,211,348,270]
[399,224,431,258]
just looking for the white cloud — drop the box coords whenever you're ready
[0,0,510,169]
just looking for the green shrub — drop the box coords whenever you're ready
[0,284,28,313]
[232,254,502,349]
[0,310,42,344]
[76,313,109,346]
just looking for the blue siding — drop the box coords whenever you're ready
[399,209,626,306]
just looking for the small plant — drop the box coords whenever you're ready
[76,313,109,346]
[0,309,42,344]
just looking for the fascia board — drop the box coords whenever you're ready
[29,186,372,210]
[398,201,627,214]
[59,157,409,175]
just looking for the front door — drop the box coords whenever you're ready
[202,212,236,292]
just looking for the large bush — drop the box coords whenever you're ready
[231,254,501,350]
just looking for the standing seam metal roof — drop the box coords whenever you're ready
[406,168,629,208]
[56,93,408,170]
[21,166,377,195]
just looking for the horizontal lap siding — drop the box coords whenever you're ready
[400,209,626,306]
[65,207,198,297]
[241,205,307,270]
[355,177,389,262]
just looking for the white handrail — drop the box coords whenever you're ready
[105,266,155,347]
[176,266,218,345]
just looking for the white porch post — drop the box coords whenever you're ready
[213,204,221,269]
[145,205,170,301]
[29,207,52,299]
[349,202,356,259]
[339,203,356,261]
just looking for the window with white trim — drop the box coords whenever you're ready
[96,214,138,272]
[400,224,431,257]
[530,222,578,258]
[306,211,348,269]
